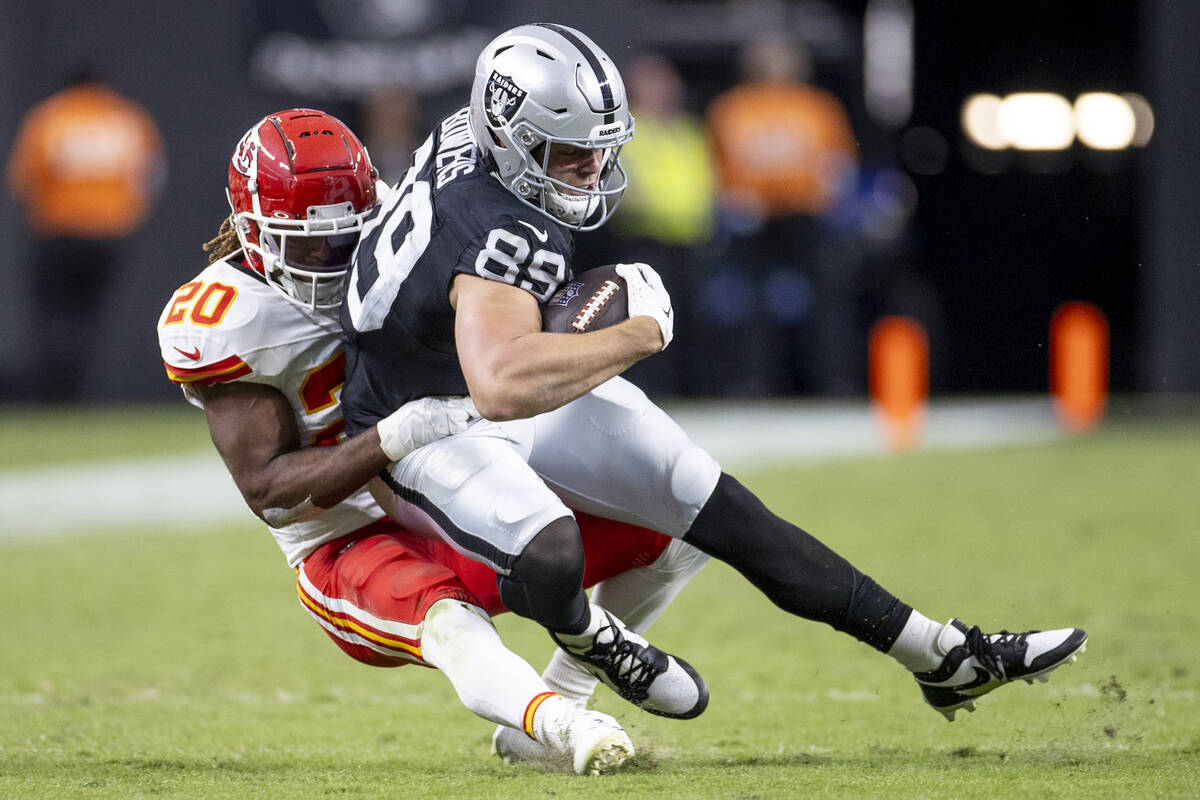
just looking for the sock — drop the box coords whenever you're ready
[887,612,966,672]
[540,648,600,709]
[529,692,575,750]
[421,599,561,730]
[684,473,913,651]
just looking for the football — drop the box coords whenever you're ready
[541,265,629,334]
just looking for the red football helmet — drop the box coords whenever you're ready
[226,108,378,309]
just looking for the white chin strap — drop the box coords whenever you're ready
[545,183,599,225]
[275,269,345,311]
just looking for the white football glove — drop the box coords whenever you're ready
[376,396,478,462]
[615,262,674,351]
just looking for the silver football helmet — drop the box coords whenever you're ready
[469,23,635,231]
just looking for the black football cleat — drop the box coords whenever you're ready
[552,608,708,719]
[914,619,1088,721]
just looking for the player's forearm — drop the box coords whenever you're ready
[245,429,389,522]
[466,316,659,420]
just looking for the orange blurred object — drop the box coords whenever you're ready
[1050,302,1109,433]
[869,316,929,451]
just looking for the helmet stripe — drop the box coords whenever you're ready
[534,22,616,124]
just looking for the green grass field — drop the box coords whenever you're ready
[2,404,1198,798]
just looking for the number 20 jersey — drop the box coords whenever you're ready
[340,107,575,435]
[156,257,383,566]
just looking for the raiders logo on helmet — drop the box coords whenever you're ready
[484,70,527,128]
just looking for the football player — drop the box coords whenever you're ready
[340,21,1088,741]
[156,108,710,776]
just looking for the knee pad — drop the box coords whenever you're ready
[499,517,590,632]
[509,516,586,587]
[669,444,722,523]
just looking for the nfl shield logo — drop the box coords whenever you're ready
[484,70,527,128]
[548,281,583,307]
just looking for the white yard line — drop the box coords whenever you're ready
[667,397,1062,468]
[1,451,248,539]
[1,399,1064,540]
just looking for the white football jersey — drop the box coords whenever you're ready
[157,256,384,566]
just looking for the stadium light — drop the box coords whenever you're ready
[1123,92,1155,147]
[961,91,1155,154]
[997,93,1075,150]
[1074,93,1136,150]
[961,93,1006,150]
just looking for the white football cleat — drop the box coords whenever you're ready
[491,710,633,776]
[491,723,555,767]
[564,710,634,776]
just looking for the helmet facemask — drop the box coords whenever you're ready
[510,120,632,228]
[230,193,367,311]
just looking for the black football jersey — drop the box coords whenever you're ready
[340,107,575,433]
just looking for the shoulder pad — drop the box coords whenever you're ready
[156,262,264,386]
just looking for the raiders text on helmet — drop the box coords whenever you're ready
[468,23,635,231]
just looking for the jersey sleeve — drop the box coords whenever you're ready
[156,266,263,398]
[161,349,253,388]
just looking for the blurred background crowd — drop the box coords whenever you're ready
[2,0,1197,405]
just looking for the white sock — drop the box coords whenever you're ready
[529,693,576,751]
[420,599,560,731]
[540,648,599,709]
[887,612,965,672]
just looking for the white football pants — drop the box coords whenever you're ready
[381,376,722,573]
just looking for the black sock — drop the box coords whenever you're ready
[683,473,912,652]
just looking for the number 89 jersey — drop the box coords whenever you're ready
[340,107,575,435]
[157,256,384,566]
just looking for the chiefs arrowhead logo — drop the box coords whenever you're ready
[231,128,259,178]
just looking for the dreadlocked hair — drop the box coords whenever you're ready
[202,216,241,264]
